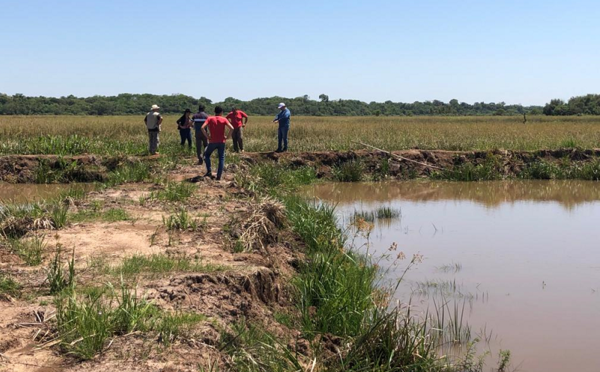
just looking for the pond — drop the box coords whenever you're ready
[304,180,600,372]
[0,183,95,204]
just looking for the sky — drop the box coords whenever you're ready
[1,0,599,106]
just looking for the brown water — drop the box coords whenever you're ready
[304,180,600,372]
[0,183,94,204]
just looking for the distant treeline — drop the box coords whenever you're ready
[543,94,600,116]
[4,92,595,117]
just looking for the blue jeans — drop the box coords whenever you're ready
[278,125,289,151]
[204,143,225,179]
[179,128,192,147]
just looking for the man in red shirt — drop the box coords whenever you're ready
[225,107,248,152]
[201,106,234,180]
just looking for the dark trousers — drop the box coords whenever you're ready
[204,143,226,179]
[232,127,244,152]
[194,125,208,162]
[179,128,192,147]
[278,125,289,151]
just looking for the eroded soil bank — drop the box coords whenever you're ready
[4,148,598,183]
[0,165,310,371]
[241,148,600,179]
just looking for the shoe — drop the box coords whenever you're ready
[275,149,283,153]
[197,159,203,165]
[216,177,222,181]
[203,172,214,179]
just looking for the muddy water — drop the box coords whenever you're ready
[304,180,600,372]
[0,183,94,204]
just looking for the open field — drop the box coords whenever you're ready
[1,115,600,155]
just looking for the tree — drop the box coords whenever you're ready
[319,94,329,103]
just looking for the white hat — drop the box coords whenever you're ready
[151,104,160,110]
[278,102,286,108]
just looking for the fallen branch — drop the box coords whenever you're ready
[353,141,445,170]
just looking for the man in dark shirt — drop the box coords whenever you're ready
[192,104,209,164]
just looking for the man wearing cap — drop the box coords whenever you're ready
[272,102,291,153]
[144,104,163,155]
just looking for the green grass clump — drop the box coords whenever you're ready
[111,254,226,277]
[333,160,364,182]
[434,154,503,181]
[54,282,205,359]
[5,235,46,265]
[47,247,76,294]
[219,319,302,372]
[163,208,197,231]
[0,273,21,298]
[520,159,600,180]
[102,208,131,222]
[235,164,318,195]
[106,160,152,185]
[352,207,401,223]
[151,181,196,202]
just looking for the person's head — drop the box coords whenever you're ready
[278,102,286,111]
[215,106,224,115]
[184,108,191,116]
[198,104,205,112]
[151,104,160,112]
[231,107,237,113]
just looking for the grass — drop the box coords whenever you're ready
[0,272,21,298]
[47,246,76,294]
[219,319,303,372]
[150,181,196,202]
[1,115,600,154]
[333,160,364,182]
[54,282,205,359]
[110,254,226,277]
[4,235,46,265]
[162,208,198,231]
[352,207,401,223]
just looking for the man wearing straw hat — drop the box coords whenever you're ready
[144,104,163,155]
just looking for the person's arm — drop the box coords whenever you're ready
[241,111,248,126]
[284,110,291,120]
[273,112,280,123]
[158,115,163,125]
[225,122,234,138]
[202,121,211,141]
[144,115,148,124]
[226,113,233,124]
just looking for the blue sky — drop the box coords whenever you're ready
[1,0,599,105]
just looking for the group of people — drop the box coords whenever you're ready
[143,102,291,180]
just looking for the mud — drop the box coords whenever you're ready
[0,166,306,371]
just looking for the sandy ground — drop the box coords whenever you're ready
[0,163,305,371]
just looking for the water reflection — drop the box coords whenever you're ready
[305,180,600,209]
[304,180,600,372]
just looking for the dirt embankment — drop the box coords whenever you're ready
[0,167,308,371]
[241,148,600,179]
[0,155,140,183]
[2,148,600,183]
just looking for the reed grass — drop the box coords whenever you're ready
[1,115,600,154]
[0,272,21,298]
[111,254,226,277]
[54,281,205,359]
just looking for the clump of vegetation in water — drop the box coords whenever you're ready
[333,160,364,182]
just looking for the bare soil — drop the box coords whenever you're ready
[0,164,306,371]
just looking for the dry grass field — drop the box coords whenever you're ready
[1,115,600,156]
